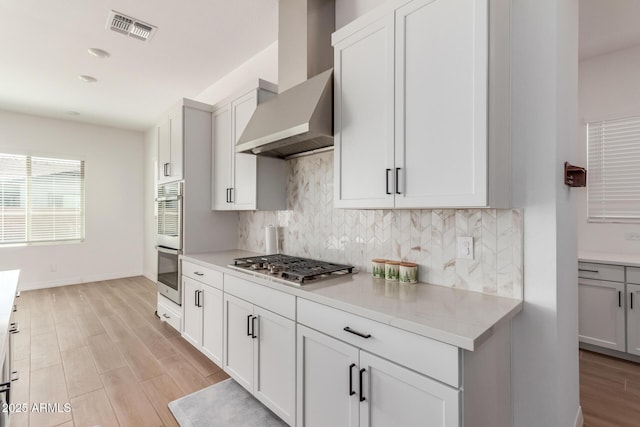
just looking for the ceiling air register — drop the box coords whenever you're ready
[106,10,157,42]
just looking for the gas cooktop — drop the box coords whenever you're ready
[229,254,355,285]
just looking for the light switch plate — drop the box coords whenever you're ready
[457,236,474,260]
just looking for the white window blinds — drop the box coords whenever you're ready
[0,154,84,244]
[588,116,640,221]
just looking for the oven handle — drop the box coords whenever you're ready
[155,195,182,202]
[155,246,181,255]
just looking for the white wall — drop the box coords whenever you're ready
[510,0,580,426]
[335,0,387,28]
[143,127,157,280]
[577,45,640,255]
[196,42,278,106]
[0,110,144,290]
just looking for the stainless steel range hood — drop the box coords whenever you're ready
[236,0,335,158]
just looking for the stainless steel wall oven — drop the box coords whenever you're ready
[156,181,183,305]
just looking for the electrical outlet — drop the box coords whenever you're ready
[625,232,640,241]
[457,236,474,260]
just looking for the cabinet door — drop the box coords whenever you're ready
[201,284,223,366]
[212,105,233,210]
[231,91,258,210]
[627,284,640,356]
[297,325,359,427]
[334,16,395,209]
[359,351,460,427]
[168,106,184,182]
[157,120,171,183]
[578,278,625,351]
[394,0,488,208]
[182,277,202,347]
[253,306,296,425]
[223,293,254,391]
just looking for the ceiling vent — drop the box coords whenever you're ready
[106,10,157,42]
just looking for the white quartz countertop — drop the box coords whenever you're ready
[182,251,522,351]
[579,252,640,267]
[0,270,20,363]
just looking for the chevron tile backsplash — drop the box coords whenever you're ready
[238,151,523,299]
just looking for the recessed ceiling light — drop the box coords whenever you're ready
[87,48,110,59]
[66,111,81,116]
[78,75,98,83]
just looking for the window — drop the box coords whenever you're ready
[587,116,640,222]
[0,154,84,245]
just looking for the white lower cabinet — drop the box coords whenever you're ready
[223,292,296,425]
[182,262,224,366]
[578,277,625,351]
[297,325,459,427]
[297,325,359,427]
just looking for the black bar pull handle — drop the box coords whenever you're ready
[359,368,366,402]
[344,326,371,339]
[578,269,599,274]
[395,168,401,194]
[198,290,203,308]
[230,188,234,204]
[195,290,199,307]
[619,291,622,308]
[247,314,252,336]
[251,316,258,339]
[349,363,356,396]
[632,293,635,310]
[385,169,392,195]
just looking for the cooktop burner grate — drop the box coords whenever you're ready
[231,254,354,284]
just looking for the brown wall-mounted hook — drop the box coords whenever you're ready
[564,162,587,187]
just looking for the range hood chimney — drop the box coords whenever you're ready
[236,0,335,158]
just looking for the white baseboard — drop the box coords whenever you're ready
[574,406,583,427]
[17,271,144,291]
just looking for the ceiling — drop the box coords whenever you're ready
[579,0,640,60]
[0,0,278,131]
[2,0,638,132]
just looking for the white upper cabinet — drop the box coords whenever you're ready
[334,16,395,209]
[333,0,510,209]
[157,104,184,184]
[212,83,288,211]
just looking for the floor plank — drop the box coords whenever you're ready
[101,366,163,427]
[61,346,103,398]
[31,330,61,371]
[86,333,128,374]
[56,320,86,353]
[158,353,211,395]
[29,364,73,427]
[140,375,182,427]
[169,335,222,377]
[69,388,119,427]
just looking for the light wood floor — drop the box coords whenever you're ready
[581,349,640,427]
[10,276,228,427]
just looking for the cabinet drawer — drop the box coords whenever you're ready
[578,262,624,282]
[627,267,640,285]
[157,295,182,332]
[297,298,460,387]
[182,261,223,290]
[224,274,296,320]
